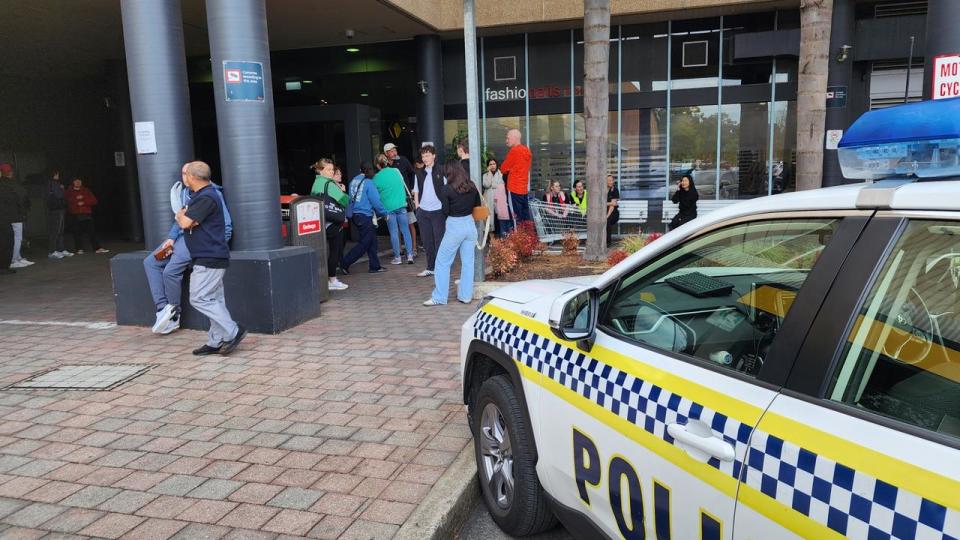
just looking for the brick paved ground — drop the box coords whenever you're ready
[0,241,477,539]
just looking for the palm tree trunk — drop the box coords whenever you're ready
[796,0,834,191]
[583,0,610,261]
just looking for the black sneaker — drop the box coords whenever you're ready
[368,267,386,273]
[220,324,247,355]
[338,265,350,275]
[193,344,222,356]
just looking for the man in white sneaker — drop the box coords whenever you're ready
[412,145,446,277]
[2,164,34,269]
[145,170,232,335]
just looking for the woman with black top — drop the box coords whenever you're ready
[670,174,699,229]
[423,162,481,306]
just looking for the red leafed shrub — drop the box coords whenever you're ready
[562,230,580,255]
[645,232,663,245]
[607,249,629,267]
[507,222,540,259]
[488,237,519,277]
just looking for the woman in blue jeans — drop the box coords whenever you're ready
[423,162,481,306]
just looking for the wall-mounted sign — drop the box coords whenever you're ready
[484,84,584,103]
[134,121,157,155]
[932,54,960,100]
[826,85,847,109]
[223,61,265,102]
[825,130,843,150]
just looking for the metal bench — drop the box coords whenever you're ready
[662,199,739,230]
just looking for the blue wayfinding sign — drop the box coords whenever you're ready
[223,61,265,102]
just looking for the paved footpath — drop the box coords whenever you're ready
[0,243,477,539]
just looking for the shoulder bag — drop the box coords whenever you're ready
[321,181,346,225]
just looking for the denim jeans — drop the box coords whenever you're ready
[143,235,191,312]
[341,213,382,271]
[11,222,22,262]
[386,208,413,258]
[432,215,478,304]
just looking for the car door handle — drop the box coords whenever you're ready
[667,422,736,463]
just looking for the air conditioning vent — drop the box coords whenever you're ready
[874,1,927,18]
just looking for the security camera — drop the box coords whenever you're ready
[345,29,355,40]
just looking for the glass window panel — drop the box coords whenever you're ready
[483,34,526,106]
[621,23,669,94]
[601,217,840,376]
[828,221,960,441]
[485,115,524,167]
[619,108,667,199]
[529,113,573,194]
[669,105,719,199]
[671,17,720,90]
[720,102,770,200]
[443,40,466,105]
[443,118,468,161]
[528,31,572,96]
[771,100,797,194]
[722,13,774,89]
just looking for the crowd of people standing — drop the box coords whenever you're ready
[0,163,110,275]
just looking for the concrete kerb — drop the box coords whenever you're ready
[395,442,480,540]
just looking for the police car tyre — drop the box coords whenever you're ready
[472,375,557,536]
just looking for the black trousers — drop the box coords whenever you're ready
[606,213,619,244]
[417,208,446,272]
[69,215,101,251]
[325,224,344,278]
[0,222,12,268]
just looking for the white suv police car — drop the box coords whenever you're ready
[461,98,960,539]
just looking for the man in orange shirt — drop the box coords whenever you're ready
[500,129,532,225]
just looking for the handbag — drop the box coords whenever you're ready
[471,182,489,221]
[402,180,416,212]
[321,181,346,224]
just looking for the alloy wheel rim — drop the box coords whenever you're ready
[479,402,515,510]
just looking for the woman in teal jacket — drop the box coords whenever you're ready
[373,154,414,265]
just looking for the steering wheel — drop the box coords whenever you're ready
[881,288,936,365]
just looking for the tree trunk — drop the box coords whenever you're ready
[583,0,610,261]
[796,0,834,191]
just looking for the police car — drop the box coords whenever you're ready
[461,98,960,539]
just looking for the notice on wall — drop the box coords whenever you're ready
[825,130,843,150]
[223,61,265,102]
[134,121,157,155]
[825,86,847,109]
[932,54,960,100]
[297,200,321,235]
[114,151,126,167]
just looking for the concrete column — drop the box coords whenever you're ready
[923,0,960,98]
[120,0,193,249]
[822,0,855,187]
[206,0,282,251]
[416,35,445,159]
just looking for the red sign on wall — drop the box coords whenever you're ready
[932,54,960,100]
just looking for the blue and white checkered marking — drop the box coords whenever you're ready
[746,431,959,539]
[474,310,753,481]
[473,310,960,540]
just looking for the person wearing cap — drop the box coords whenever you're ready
[1,163,34,269]
[384,142,419,256]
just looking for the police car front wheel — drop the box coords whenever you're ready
[472,375,557,536]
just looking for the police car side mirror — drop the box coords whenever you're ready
[549,288,599,351]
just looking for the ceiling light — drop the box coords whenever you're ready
[302,80,313,84]
[347,47,360,53]
[285,81,302,91]
[360,93,369,97]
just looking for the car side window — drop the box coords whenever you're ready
[600,218,839,377]
[828,220,960,441]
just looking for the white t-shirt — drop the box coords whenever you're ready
[414,166,443,211]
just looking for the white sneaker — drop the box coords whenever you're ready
[95,248,110,254]
[159,316,180,335]
[48,252,64,259]
[58,250,74,257]
[76,250,85,255]
[417,270,435,277]
[328,279,349,291]
[9,260,30,269]
[407,255,414,264]
[390,257,402,265]
[20,259,34,266]
[423,299,443,306]
[152,304,177,334]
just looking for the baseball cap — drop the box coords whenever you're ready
[383,143,398,152]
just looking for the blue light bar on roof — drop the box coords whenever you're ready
[838,97,960,180]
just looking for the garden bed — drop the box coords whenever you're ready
[489,252,608,282]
